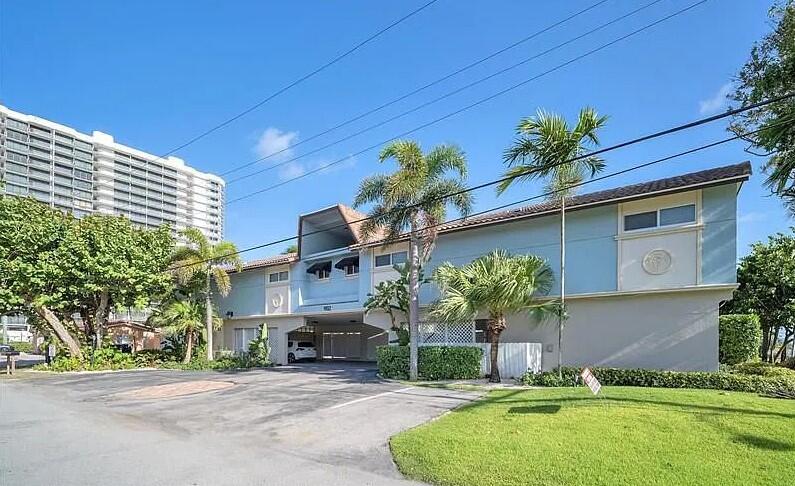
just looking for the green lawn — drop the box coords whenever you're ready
[390,387,795,486]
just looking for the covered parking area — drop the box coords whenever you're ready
[287,312,388,363]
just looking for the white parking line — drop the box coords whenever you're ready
[327,387,414,410]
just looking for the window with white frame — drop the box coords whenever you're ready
[268,270,289,283]
[623,204,696,231]
[374,250,408,267]
[233,327,259,353]
[344,263,359,276]
[317,268,330,280]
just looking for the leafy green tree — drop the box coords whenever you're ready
[0,196,175,359]
[170,228,242,360]
[56,215,174,347]
[247,323,271,365]
[354,140,473,380]
[730,1,795,214]
[725,231,795,362]
[430,250,556,383]
[499,108,607,376]
[282,244,298,254]
[0,196,82,357]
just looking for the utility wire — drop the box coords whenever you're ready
[225,0,707,204]
[156,0,442,160]
[171,93,795,271]
[219,0,612,178]
[226,0,662,184]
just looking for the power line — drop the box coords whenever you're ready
[225,0,662,185]
[225,0,707,204]
[156,0,442,160]
[218,0,613,178]
[171,93,795,270]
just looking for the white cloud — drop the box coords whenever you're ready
[699,83,732,115]
[254,127,299,162]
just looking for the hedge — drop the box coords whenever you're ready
[719,314,762,365]
[522,366,795,395]
[376,345,482,380]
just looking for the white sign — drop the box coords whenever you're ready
[580,367,601,395]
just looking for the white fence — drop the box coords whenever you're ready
[477,342,543,378]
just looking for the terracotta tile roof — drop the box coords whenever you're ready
[231,252,298,273]
[357,161,752,246]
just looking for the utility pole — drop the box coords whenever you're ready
[1,315,8,344]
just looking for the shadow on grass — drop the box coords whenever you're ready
[465,391,795,419]
[508,404,561,414]
[732,433,795,451]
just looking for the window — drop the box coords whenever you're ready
[316,268,330,280]
[624,211,657,231]
[345,264,359,276]
[5,161,27,174]
[234,328,259,353]
[375,250,408,267]
[624,204,696,232]
[660,204,696,226]
[268,271,289,283]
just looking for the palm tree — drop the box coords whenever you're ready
[170,228,242,360]
[431,250,556,383]
[498,107,607,377]
[354,140,473,380]
[149,300,204,363]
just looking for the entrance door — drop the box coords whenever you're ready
[322,332,362,359]
[267,327,278,362]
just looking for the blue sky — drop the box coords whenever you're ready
[1,0,789,260]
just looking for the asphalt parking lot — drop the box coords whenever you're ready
[0,362,479,486]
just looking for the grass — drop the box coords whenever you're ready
[390,387,795,486]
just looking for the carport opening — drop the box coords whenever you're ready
[287,314,387,363]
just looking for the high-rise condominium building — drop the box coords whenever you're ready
[0,105,225,243]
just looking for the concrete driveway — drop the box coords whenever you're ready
[0,363,479,485]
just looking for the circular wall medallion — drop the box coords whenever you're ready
[270,293,284,308]
[642,249,672,275]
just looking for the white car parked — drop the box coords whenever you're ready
[287,341,317,363]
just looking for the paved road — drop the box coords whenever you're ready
[0,363,478,485]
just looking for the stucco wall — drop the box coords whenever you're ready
[701,183,738,284]
[496,289,730,371]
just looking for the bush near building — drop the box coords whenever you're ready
[719,314,762,365]
[377,345,482,380]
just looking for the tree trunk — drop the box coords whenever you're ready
[488,316,506,383]
[34,305,83,359]
[206,270,214,361]
[183,330,194,364]
[558,196,566,378]
[95,289,110,348]
[408,233,421,381]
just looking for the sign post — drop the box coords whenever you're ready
[580,367,602,395]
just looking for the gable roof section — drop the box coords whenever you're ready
[356,161,752,246]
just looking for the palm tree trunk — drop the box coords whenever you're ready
[184,330,193,364]
[34,305,83,359]
[558,196,566,378]
[489,316,506,383]
[408,233,421,381]
[206,270,214,361]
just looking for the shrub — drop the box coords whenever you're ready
[522,366,795,396]
[729,361,795,377]
[6,341,33,353]
[783,357,795,370]
[719,314,762,365]
[377,345,482,380]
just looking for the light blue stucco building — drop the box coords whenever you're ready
[214,162,750,371]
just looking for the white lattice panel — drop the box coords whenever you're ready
[418,322,475,345]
